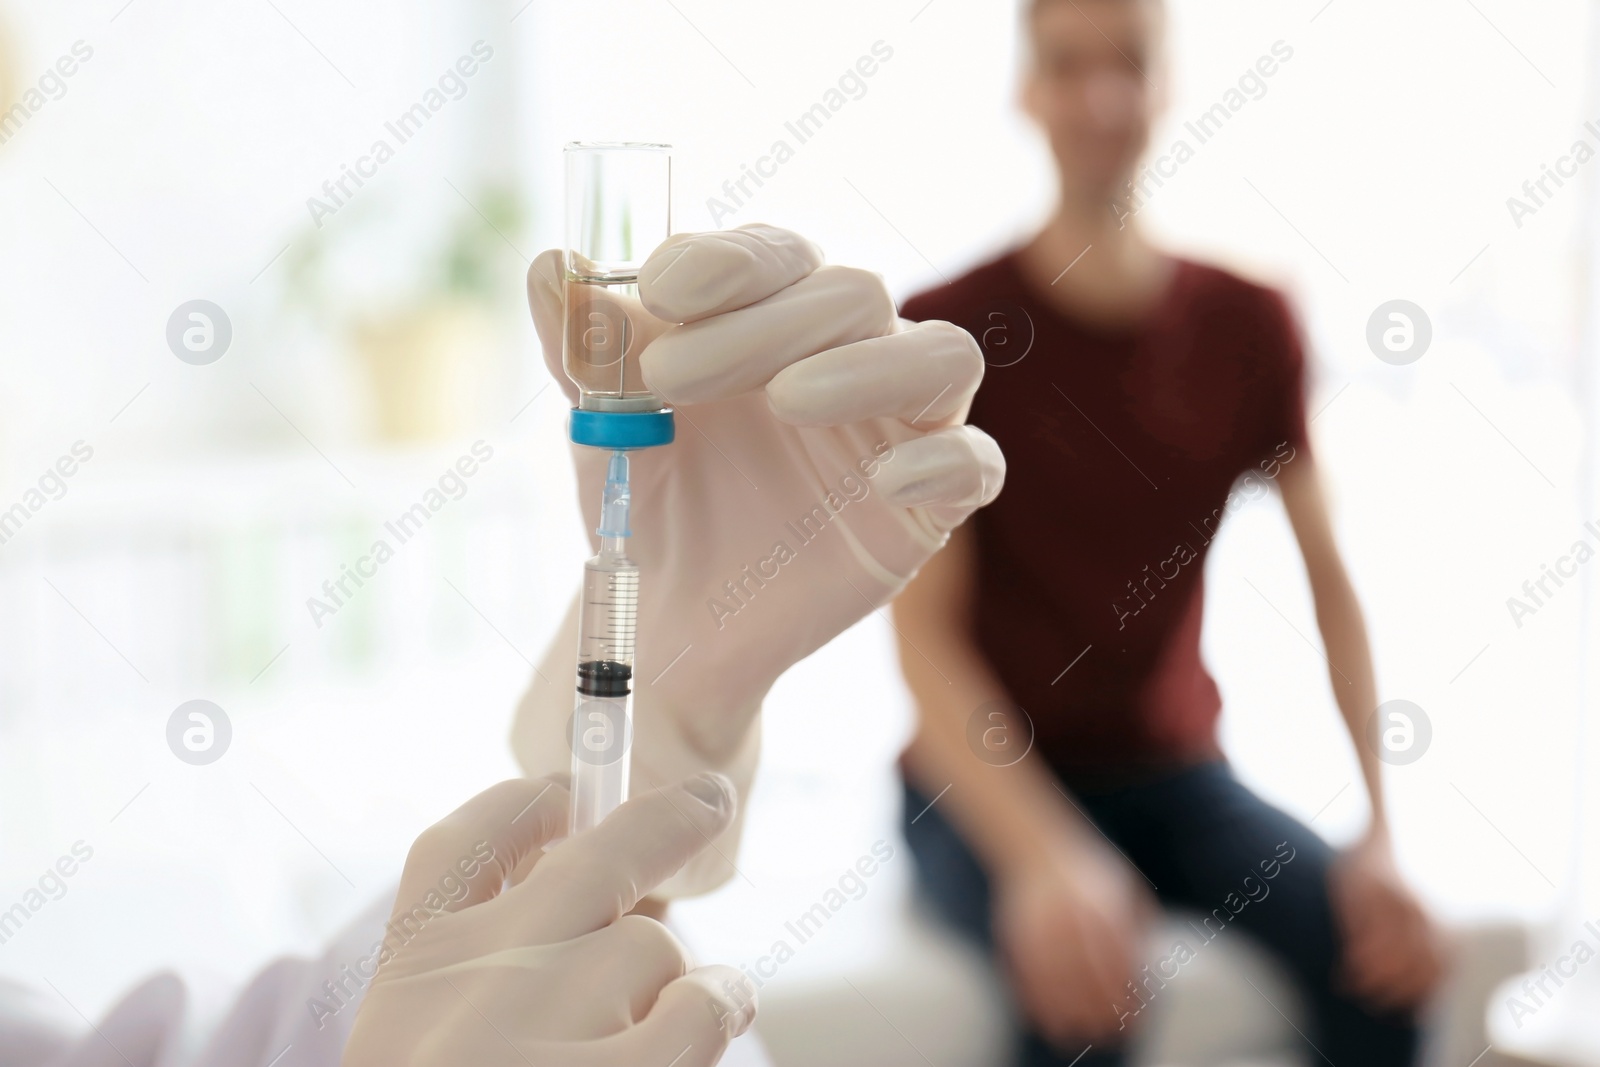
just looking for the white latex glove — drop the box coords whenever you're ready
[342,772,755,1067]
[516,224,1005,895]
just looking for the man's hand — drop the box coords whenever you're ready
[992,839,1156,1044]
[1329,830,1444,1012]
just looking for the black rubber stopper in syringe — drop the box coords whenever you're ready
[577,659,633,697]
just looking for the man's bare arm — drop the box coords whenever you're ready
[1278,454,1443,1008]
[893,521,1090,871]
[893,521,1156,1041]
[1277,456,1386,830]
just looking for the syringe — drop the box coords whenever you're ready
[569,450,640,836]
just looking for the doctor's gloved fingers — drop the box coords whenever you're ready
[639,224,824,324]
[527,250,578,406]
[640,266,898,406]
[765,320,983,429]
[487,915,693,1035]
[874,425,1005,515]
[510,773,738,944]
[396,777,570,914]
[576,965,756,1067]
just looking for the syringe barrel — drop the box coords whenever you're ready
[569,550,639,835]
[569,688,631,834]
[577,551,638,667]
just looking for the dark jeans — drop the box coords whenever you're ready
[901,762,1420,1067]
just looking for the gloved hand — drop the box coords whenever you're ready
[343,773,755,1067]
[516,224,1005,895]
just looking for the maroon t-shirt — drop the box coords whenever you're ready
[900,251,1310,787]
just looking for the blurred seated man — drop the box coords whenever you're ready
[892,1,1443,1064]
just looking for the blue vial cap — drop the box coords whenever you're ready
[568,408,676,450]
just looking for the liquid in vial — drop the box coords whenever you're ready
[563,272,667,411]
